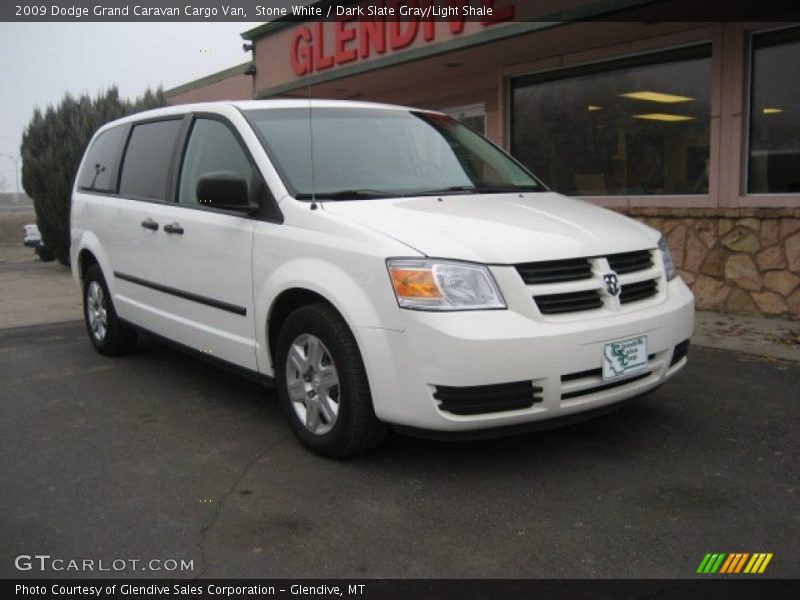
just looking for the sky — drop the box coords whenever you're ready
[0,22,257,193]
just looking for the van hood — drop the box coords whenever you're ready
[321,192,659,264]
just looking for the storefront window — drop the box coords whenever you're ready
[747,27,800,194]
[511,46,712,196]
[444,104,486,135]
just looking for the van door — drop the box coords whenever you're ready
[156,116,258,371]
[104,118,183,330]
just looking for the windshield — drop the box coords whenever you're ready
[243,106,544,200]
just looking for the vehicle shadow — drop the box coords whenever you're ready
[133,332,678,470]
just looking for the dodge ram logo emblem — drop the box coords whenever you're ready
[603,273,620,296]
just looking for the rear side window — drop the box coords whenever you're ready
[77,125,128,193]
[119,119,182,201]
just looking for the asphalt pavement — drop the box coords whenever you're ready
[0,321,798,579]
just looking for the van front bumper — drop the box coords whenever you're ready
[359,277,694,432]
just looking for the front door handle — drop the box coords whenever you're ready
[163,222,184,235]
[140,218,159,231]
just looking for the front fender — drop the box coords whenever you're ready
[253,256,401,377]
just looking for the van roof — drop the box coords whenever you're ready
[97,98,425,132]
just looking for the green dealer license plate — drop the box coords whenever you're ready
[602,335,648,380]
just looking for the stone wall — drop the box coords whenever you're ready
[622,208,800,319]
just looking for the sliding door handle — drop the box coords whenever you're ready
[163,222,184,235]
[140,218,159,231]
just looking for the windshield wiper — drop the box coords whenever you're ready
[412,184,540,196]
[474,184,541,193]
[296,184,541,201]
[295,189,398,201]
[410,185,477,196]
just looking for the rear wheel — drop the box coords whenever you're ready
[83,264,137,355]
[275,303,386,458]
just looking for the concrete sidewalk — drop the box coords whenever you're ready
[0,258,81,329]
[0,246,798,362]
[694,310,800,363]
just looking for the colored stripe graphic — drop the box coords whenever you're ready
[697,553,728,573]
[734,553,750,573]
[759,553,773,573]
[696,554,713,573]
[719,554,735,573]
[720,553,750,574]
[743,553,774,574]
[710,553,726,573]
[700,552,774,574]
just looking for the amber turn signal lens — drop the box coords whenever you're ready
[389,268,442,299]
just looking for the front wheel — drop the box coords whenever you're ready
[275,303,386,458]
[83,264,137,355]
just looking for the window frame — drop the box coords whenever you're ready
[116,116,186,204]
[171,112,283,224]
[77,123,131,195]
[510,43,712,89]
[173,114,256,208]
[79,111,283,223]
[742,24,800,197]
[505,40,715,206]
[443,103,486,135]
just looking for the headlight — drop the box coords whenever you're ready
[387,258,506,311]
[658,235,677,281]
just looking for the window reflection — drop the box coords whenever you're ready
[748,28,800,194]
[511,47,712,196]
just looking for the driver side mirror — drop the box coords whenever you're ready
[196,171,253,211]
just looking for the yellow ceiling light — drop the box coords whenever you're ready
[588,105,603,111]
[762,108,783,114]
[620,91,694,103]
[633,113,696,122]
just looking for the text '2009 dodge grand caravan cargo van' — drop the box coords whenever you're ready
[71,100,694,457]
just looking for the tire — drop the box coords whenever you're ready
[82,264,137,355]
[275,303,386,458]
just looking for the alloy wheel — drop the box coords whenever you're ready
[285,333,340,435]
[86,280,107,342]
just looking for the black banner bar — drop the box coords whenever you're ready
[2,0,799,23]
[4,579,800,600]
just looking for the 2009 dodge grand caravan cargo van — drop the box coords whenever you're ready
[71,100,694,457]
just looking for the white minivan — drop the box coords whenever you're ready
[71,100,694,457]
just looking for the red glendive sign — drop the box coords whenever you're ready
[289,0,516,76]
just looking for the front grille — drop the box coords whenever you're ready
[561,367,603,382]
[515,258,592,284]
[535,289,603,315]
[670,340,690,366]
[434,381,543,415]
[619,279,658,304]
[608,250,653,274]
[561,353,656,383]
[518,249,662,316]
[561,371,651,400]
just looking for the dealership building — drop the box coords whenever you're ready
[165,0,800,319]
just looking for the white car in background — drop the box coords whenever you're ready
[22,223,54,261]
[70,100,694,457]
[22,223,41,247]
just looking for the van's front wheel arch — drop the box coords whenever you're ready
[275,303,386,457]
